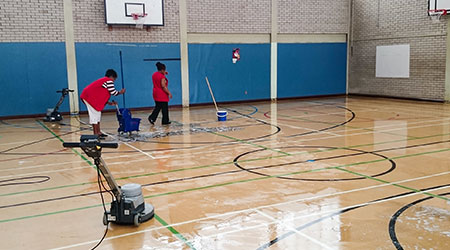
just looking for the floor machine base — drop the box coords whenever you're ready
[63,135,155,227]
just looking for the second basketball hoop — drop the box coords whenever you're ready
[428,9,447,23]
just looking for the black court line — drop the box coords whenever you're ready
[0,123,262,155]
[257,184,450,250]
[0,176,50,187]
[286,105,356,138]
[1,139,449,210]
[132,109,281,145]
[389,191,450,250]
[233,145,395,181]
[233,139,450,181]
[0,119,91,130]
[0,129,85,154]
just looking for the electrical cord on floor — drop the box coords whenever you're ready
[90,167,114,250]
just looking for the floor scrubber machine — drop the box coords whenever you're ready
[44,88,74,122]
[63,135,154,226]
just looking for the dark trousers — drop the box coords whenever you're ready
[149,101,169,124]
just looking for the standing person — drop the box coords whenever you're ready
[148,62,172,125]
[80,69,125,138]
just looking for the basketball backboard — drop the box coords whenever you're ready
[429,0,450,11]
[104,0,163,26]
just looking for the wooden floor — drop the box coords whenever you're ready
[0,96,449,250]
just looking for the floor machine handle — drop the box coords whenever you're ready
[62,142,83,148]
[63,142,118,148]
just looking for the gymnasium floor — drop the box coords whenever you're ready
[0,96,449,250]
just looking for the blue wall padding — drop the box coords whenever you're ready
[188,44,271,104]
[277,43,347,98]
[0,43,68,117]
[0,42,347,117]
[75,43,182,111]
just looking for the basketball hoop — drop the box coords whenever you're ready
[131,13,147,29]
[428,9,447,23]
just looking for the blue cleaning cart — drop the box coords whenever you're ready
[116,105,141,134]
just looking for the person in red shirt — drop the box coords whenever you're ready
[80,69,125,138]
[148,62,172,125]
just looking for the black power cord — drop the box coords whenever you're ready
[90,167,114,250]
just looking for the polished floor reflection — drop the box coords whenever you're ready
[0,96,449,249]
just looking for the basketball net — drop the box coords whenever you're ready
[131,13,147,29]
[428,9,447,23]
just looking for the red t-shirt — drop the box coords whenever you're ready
[152,71,169,102]
[80,77,114,111]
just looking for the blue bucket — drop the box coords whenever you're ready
[217,110,227,121]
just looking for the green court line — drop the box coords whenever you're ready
[336,167,450,201]
[154,214,197,249]
[277,113,420,139]
[2,130,450,198]
[36,120,97,170]
[208,131,291,156]
[1,146,449,224]
[0,204,101,223]
[37,121,195,247]
[142,147,450,202]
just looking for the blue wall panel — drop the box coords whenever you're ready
[188,44,271,104]
[278,43,347,98]
[75,43,182,111]
[0,42,346,117]
[0,43,68,117]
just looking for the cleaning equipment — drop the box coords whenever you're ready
[44,88,74,122]
[217,110,228,121]
[205,76,227,121]
[63,135,154,226]
[116,105,141,135]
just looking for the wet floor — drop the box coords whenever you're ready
[0,96,449,249]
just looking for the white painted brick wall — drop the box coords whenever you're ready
[349,0,447,101]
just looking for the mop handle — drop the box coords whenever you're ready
[205,76,219,112]
[115,104,121,115]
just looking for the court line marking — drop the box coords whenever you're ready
[154,214,196,250]
[1,108,448,204]
[34,116,448,248]
[312,101,450,118]
[269,120,341,137]
[49,175,450,250]
[254,209,334,249]
[280,112,421,139]
[177,185,450,247]
[1,112,448,166]
[102,131,156,159]
[208,131,290,156]
[276,121,450,144]
[2,131,450,198]
[0,152,146,173]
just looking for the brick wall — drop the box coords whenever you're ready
[186,0,271,34]
[0,0,65,42]
[349,0,447,101]
[186,0,349,34]
[72,0,180,43]
[278,0,349,34]
[0,0,351,42]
